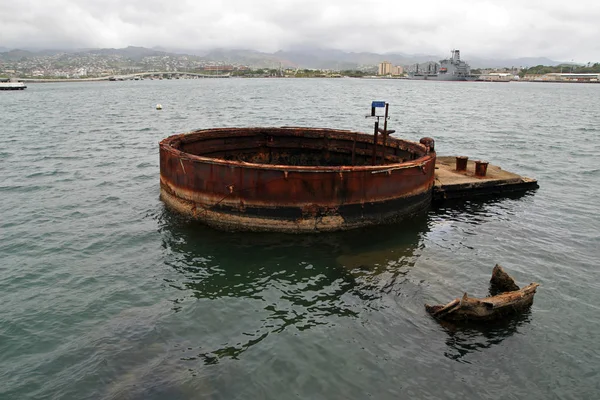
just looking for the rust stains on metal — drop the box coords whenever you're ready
[433,156,539,202]
[474,160,489,177]
[160,127,436,233]
[455,156,468,171]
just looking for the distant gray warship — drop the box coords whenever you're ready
[408,50,476,81]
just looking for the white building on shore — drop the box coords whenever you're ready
[522,73,600,82]
[378,62,404,76]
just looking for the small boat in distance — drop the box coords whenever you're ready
[0,79,27,90]
[408,50,477,81]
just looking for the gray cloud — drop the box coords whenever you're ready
[1,0,599,61]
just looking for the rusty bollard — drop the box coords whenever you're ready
[455,156,468,171]
[420,137,435,152]
[474,160,489,177]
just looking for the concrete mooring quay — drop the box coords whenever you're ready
[433,156,539,202]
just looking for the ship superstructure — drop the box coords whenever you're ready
[408,50,476,81]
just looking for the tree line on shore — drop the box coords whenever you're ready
[519,63,600,76]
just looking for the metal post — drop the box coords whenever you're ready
[372,120,379,165]
[351,132,357,166]
[380,103,389,165]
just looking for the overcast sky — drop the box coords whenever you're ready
[1,0,599,62]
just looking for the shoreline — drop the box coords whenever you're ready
[9,76,600,84]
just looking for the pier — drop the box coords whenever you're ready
[433,156,538,202]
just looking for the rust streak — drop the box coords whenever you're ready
[159,127,436,232]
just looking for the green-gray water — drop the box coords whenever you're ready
[1,79,599,399]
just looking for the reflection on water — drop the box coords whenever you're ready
[434,196,520,222]
[157,210,431,364]
[432,191,536,224]
[440,310,533,363]
[426,195,537,364]
[423,194,537,255]
[2,78,598,400]
[156,192,535,365]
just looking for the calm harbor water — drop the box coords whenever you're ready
[1,78,599,399]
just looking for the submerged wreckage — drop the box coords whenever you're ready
[160,102,436,233]
[425,265,539,322]
[159,102,537,233]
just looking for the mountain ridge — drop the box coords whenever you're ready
[0,46,571,68]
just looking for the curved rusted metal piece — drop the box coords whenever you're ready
[159,127,436,233]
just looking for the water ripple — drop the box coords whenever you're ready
[1,80,599,399]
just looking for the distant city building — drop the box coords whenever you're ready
[378,61,392,75]
[522,73,600,82]
[392,65,404,76]
[478,72,515,82]
[545,73,600,82]
[378,62,404,76]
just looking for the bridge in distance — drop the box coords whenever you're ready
[19,71,231,82]
[109,71,231,80]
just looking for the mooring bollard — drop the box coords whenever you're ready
[456,156,468,171]
[474,160,489,177]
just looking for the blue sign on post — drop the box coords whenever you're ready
[371,101,386,108]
